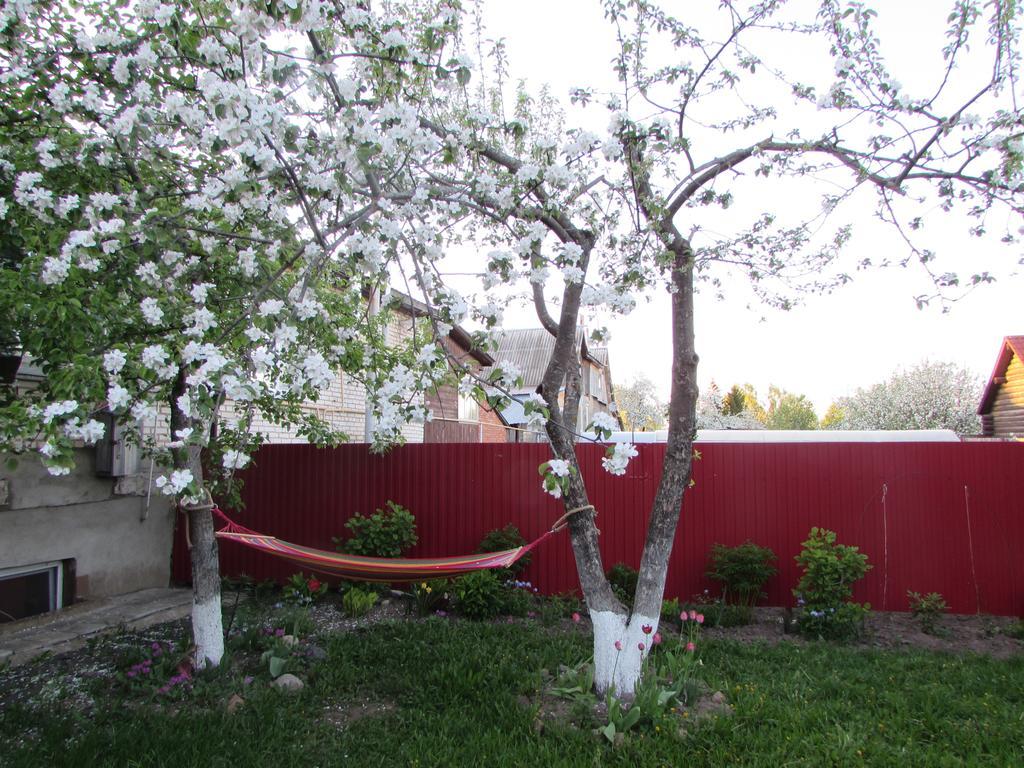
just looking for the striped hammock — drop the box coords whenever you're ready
[211,508,563,582]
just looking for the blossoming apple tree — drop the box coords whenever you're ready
[2,0,1021,698]
[0,0,462,666]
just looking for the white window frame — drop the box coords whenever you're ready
[0,560,64,615]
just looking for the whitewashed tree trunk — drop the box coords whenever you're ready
[188,504,225,668]
[171,368,224,668]
[591,611,660,697]
[537,227,697,699]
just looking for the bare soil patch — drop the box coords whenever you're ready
[702,606,1023,659]
[322,697,397,729]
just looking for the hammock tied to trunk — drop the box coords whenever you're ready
[209,505,593,583]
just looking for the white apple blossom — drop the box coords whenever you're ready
[258,299,285,317]
[103,349,127,374]
[548,459,571,477]
[222,450,250,470]
[107,384,130,411]
[42,400,78,424]
[602,442,638,476]
[140,297,164,325]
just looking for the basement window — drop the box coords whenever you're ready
[0,561,64,624]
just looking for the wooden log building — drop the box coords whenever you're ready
[978,335,1024,438]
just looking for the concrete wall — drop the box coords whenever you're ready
[1,448,174,600]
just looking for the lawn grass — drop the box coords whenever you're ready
[1,616,1021,767]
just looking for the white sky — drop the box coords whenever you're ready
[478,0,1021,413]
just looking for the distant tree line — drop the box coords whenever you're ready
[621,360,981,434]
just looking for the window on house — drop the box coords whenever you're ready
[458,393,479,422]
[590,366,605,401]
[0,561,64,623]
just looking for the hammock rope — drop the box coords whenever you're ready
[209,504,595,583]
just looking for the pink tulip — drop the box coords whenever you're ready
[696,613,705,624]
[572,612,581,623]
[689,610,697,621]
[653,632,662,645]
[680,611,688,621]
[638,642,645,651]
[686,641,696,652]
[641,624,653,635]
[614,640,623,651]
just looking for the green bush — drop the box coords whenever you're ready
[606,562,639,604]
[501,584,533,617]
[452,570,506,620]
[794,527,871,641]
[342,586,379,617]
[706,540,777,623]
[907,590,948,635]
[336,501,418,558]
[478,525,531,578]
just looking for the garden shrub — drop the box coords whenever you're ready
[478,525,531,578]
[336,500,418,558]
[452,570,505,620]
[606,562,639,604]
[793,527,871,641]
[907,590,948,635]
[706,540,777,623]
[342,586,379,617]
[501,583,533,617]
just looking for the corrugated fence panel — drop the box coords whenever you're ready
[171,441,1024,616]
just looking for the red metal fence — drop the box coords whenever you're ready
[171,441,1024,616]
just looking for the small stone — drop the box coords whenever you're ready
[306,643,327,660]
[281,635,299,648]
[272,674,304,692]
[226,694,245,714]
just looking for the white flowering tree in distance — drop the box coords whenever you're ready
[832,361,983,433]
[2,0,1021,696]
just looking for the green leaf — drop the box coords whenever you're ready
[268,655,287,679]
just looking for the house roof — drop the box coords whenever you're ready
[388,290,493,367]
[977,335,1024,414]
[494,327,605,388]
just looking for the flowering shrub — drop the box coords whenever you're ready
[793,528,871,640]
[284,572,329,606]
[336,501,417,558]
[411,579,450,617]
[116,640,191,697]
